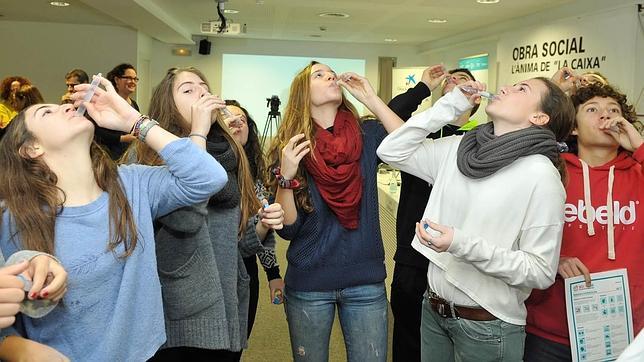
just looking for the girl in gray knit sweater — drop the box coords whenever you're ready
[128,67,284,361]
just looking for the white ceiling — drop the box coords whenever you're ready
[0,0,576,45]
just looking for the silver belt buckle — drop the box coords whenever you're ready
[438,303,446,317]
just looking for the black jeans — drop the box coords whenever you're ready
[390,263,428,362]
[149,347,241,362]
[524,332,572,362]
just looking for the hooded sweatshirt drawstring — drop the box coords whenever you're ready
[580,159,616,260]
[580,160,595,236]
[606,165,615,260]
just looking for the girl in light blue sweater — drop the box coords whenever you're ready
[0,76,227,361]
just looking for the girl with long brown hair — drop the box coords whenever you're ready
[129,67,283,361]
[0,76,227,361]
[265,61,404,361]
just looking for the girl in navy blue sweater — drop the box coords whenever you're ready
[266,61,404,362]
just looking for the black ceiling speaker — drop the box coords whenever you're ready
[198,39,212,55]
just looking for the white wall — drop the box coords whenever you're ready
[423,38,499,92]
[7,1,639,118]
[495,6,639,100]
[136,32,154,114]
[419,0,643,114]
[142,37,427,112]
[0,21,137,104]
[636,8,644,118]
[0,20,427,114]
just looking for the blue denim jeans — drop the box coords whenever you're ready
[420,297,525,361]
[284,282,388,362]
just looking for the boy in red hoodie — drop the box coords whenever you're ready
[525,83,644,361]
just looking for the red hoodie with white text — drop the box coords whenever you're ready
[527,145,644,345]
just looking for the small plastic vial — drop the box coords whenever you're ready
[389,177,397,194]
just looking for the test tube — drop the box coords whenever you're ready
[460,85,497,100]
[563,70,573,80]
[75,73,102,116]
[273,290,283,304]
[220,106,243,128]
[221,106,233,118]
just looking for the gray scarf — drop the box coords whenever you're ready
[456,123,558,179]
[206,133,240,209]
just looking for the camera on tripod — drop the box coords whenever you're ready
[266,95,281,115]
[261,95,282,148]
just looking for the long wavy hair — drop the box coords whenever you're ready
[129,67,260,236]
[0,108,138,257]
[265,61,359,212]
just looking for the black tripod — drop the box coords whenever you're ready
[261,110,281,149]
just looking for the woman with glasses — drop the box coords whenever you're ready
[107,63,140,111]
[61,69,89,104]
[101,64,140,160]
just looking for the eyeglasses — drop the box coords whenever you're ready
[119,76,139,82]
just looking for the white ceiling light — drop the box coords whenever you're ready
[49,1,70,6]
[427,18,448,23]
[384,38,397,42]
[476,0,500,3]
[224,9,239,14]
[318,12,350,19]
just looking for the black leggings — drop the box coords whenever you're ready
[148,347,241,362]
[524,333,572,362]
[243,255,260,338]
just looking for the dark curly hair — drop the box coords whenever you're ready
[106,63,136,89]
[571,83,636,124]
[566,83,636,154]
[1,76,31,101]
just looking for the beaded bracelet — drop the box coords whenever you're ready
[271,167,301,189]
[129,115,148,136]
